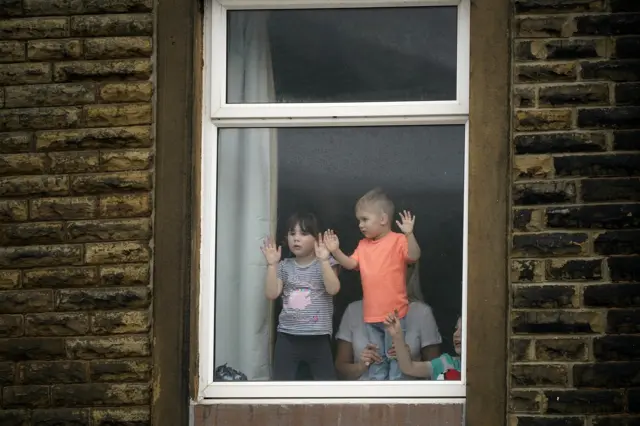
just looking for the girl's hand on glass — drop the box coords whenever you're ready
[260,237,281,266]
[323,230,340,253]
[314,234,331,261]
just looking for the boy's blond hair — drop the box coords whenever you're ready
[356,188,395,219]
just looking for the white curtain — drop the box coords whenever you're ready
[214,12,277,380]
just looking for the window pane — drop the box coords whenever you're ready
[214,125,465,382]
[226,8,458,103]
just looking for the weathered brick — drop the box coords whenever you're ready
[99,193,151,218]
[536,338,588,361]
[0,107,80,132]
[25,313,89,336]
[0,18,68,40]
[585,283,640,308]
[0,63,51,85]
[3,385,50,408]
[0,201,28,223]
[575,14,640,36]
[540,84,609,107]
[594,335,640,360]
[85,242,150,265]
[512,260,545,283]
[609,256,640,282]
[512,311,605,334]
[590,417,638,426]
[21,361,88,384]
[84,0,152,13]
[24,267,97,289]
[66,336,150,360]
[514,155,554,180]
[554,153,640,177]
[513,233,588,257]
[23,0,83,15]
[513,286,577,309]
[92,407,150,426]
[579,107,640,129]
[32,409,89,426]
[0,270,20,289]
[0,361,15,385]
[632,390,640,413]
[547,259,602,281]
[4,84,95,109]
[67,218,151,242]
[595,230,640,255]
[51,383,149,407]
[615,36,640,59]
[513,417,585,426]
[0,153,47,176]
[31,196,98,221]
[612,0,640,12]
[48,151,99,174]
[582,178,640,202]
[0,132,32,154]
[0,222,65,246]
[510,390,542,413]
[511,339,533,362]
[100,150,153,172]
[545,390,624,414]
[84,104,152,127]
[99,264,149,286]
[0,176,68,198]
[71,171,151,195]
[0,244,81,268]
[54,59,152,82]
[515,110,572,132]
[57,287,150,311]
[516,40,605,62]
[92,311,150,335]
[90,359,150,382]
[516,63,577,83]
[514,0,604,13]
[575,362,640,388]
[0,338,66,361]
[0,41,25,62]
[616,83,640,105]
[607,309,640,333]
[0,0,22,17]
[513,182,577,205]
[85,37,152,60]
[99,82,153,104]
[512,364,569,388]
[581,60,640,81]
[548,204,640,231]
[0,290,52,313]
[70,14,153,37]
[27,39,82,61]
[514,209,544,232]
[36,126,152,151]
[0,315,23,337]
[0,410,28,426]
[514,86,536,108]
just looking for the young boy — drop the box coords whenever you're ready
[324,188,420,380]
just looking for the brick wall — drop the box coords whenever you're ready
[0,0,154,425]
[510,0,640,425]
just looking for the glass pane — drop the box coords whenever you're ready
[213,125,465,382]
[226,7,458,103]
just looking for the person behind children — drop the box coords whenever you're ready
[384,312,462,380]
[261,212,341,381]
[324,188,421,380]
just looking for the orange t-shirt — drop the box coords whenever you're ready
[350,232,412,323]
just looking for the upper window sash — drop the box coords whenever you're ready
[209,0,470,120]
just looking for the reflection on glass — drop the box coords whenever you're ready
[213,126,465,381]
[226,8,458,103]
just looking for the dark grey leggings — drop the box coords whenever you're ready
[273,332,336,380]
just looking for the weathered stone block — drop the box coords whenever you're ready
[585,284,640,308]
[512,311,605,334]
[616,83,640,105]
[24,267,98,289]
[612,0,640,12]
[0,63,51,85]
[0,315,23,337]
[594,335,640,360]
[513,182,577,205]
[607,309,640,334]
[0,153,46,176]
[0,290,53,313]
[36,126,152,151]
[554,153,640,177]
[615,36,640,58]
[23,0,83,15]
[513,417,585,426]
[100,149,153,172]
[30,196,98,220]
[51,383,149,407]
[71,171,151,195]
[67,218,151,242]
[581,60,640,81]
[539,84,609,107]
[0,270,20,289]
[514,86,536,108]
[0,132,32,154]
[512,364,569,388]
[535,338,588,361]
[514,155,554,180]
[515,109,573,131]
[25,313,89,337]
[574,362,640,388]
[513,209,544,232]
[0,338,66,361]
[99,193,151,218]
[516,63,576,83]
[0,362,15,385]
[595,230,640,255]
[99,264,149,287]
[85,37,152,59]
[92,407,150,426]
[53,59,152,82]
[513,233,589,257]
[614,131,640,151]
[48,151,99,174]
[516,39,605,61]
[575,13,640,36]
[510,390,542,413]
[0,410,28,426]
[546,259,602,281]
[70,14,153,37]
[0,244,81,268]
[609,256,640,282]
[56,287,151,311]
[84,104,152,127]
[27,39,82,61]
[579,107,640,129]
[0,18,68,40]
[2,385,50,408]
[0,176,68,197]
[0,201,28,223]
[4,83,95,108]
[90,359,151,382]
[511,339,533,361]
[0,41,26,62]
[0,222,65,246]
[545,390,624,414]
[582,178,640,202]
[0,107,80,132]
[0,0,22,17]
[92,311,150,335]
[512,260,545,283]
[21,361,88,384]
[32,409,89,426]
[513,286,577,309]
[66,336,150,359]
[84,242,150,265]
[84,0,152,13]
[514,0,604,13]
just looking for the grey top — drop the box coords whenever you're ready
[336,300,442,380]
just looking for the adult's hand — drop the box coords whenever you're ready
[360,343,382,366]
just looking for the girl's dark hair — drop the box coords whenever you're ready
[285,212,320,238]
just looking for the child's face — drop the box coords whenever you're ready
[356,205,388,239]
[287,224,316,258]
[453,317,462,355]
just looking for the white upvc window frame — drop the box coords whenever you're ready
[198,0,471,403]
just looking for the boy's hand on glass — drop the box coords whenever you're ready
[314,234,331,261]
[323,229,340,253]
[383,310,403,338]
[260,237,281,266]
[396,210,416,235]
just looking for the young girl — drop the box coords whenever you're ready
[261,212,340,380]
[384,312,461,380]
